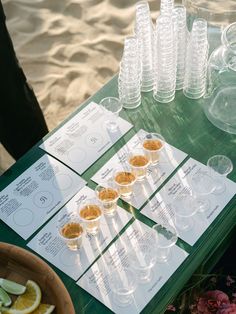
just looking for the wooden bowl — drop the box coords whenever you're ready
[0,242,75,314]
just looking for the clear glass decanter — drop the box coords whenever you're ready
[204,22,236,134]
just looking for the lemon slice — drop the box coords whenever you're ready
[0,279,26,296]
[2,280,42,314]
[31,304,55,314]
[0,288,11,307]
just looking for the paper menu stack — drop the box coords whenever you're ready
[0,155,86,240]
[28,186,132,280]
[40,102,133,174]
[77,219,188,314]
[141,158,236,246]
[92,129,187,209]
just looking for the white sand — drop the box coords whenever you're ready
[0,0,160,170]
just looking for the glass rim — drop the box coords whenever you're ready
[182,0,236,14]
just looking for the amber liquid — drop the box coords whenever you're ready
[129,155,149,180]
[115,171,136,197]
[143,139,163,164]
[60,222,83,250]
[98,188,119,216]
[80,205,102,234]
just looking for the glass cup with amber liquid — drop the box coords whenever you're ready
[113,168,136,198]
[128,148,150,181]
[78,199,102,235]
[58,216,84,251]
[142,133,165,165]
[95,184,119,216]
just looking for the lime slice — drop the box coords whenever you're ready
[2,280,41,314]
[0,280,26,296]
[0,288,11,307]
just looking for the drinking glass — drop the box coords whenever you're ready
[109,267,137,307]
[173,193,199,231]
[58,213,84,251]
[128,241,157,283]
[78,198,102,235]
[95,183,119,216]
[207,155,233,194]
[113,168,137,198]
[142,133,165,166]
[152,224,178,263]
[99,97,122,131]
[190,169,216,212]
[127,148,150,181]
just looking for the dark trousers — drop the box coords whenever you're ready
[0,1,48,160]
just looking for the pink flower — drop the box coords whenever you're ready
[217,304,236,314]
[166,304,176,311]
[197,290,230,313]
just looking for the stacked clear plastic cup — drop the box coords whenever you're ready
[173,5,187,90]
[118,36,142,109]
[135,1,154,92]
[183,18,209,99]
[153,15,176,103]
[160,0,174,15]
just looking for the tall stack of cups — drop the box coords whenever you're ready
[153,15,176,103]
[160,0,174,15]
[183,18,209,99]
[118,36,142,109]
[135,1,154,92]
[173,5,187,90]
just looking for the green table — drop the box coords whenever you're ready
[0,75,235,313]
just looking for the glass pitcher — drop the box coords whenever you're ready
[204,22,236,134]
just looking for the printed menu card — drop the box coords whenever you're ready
[28,186,132,280]
[141,158,236,246]
[92,129,187,209]
[0,155,85,240]
[40,102,133,174]
[77,219,188,314]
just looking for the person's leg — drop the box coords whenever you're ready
[0,1,48,160]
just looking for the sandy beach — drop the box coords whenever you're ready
[0,0,161,170]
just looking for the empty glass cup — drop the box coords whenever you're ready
[78,199,102,235]
[173,192,199,231]
[207,155,233,194]
[152,224,178,263]
[109,267,137,307]
[99,97,123,131]
[128,241,157,283]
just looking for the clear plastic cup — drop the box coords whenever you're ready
[78,199,102,235]
[109,267,137,307]
[95,183,119,216]
[152,223,178,263]
[58,214,84,251]
[113,168,137,198]
[128,148,150,181]
[99,97,122,131]
[142,133,165,165]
